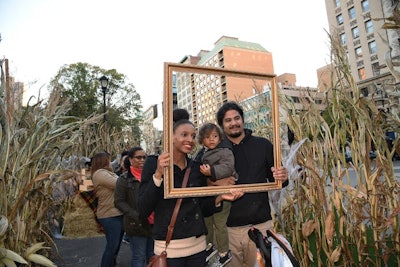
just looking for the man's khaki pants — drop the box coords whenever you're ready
[226,220,273,267]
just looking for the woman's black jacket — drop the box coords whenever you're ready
[138,155,222,241]
[114,169,152,237]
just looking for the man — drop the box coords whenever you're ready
[216,101,288,267]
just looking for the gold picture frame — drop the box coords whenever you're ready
[163,62,281,198]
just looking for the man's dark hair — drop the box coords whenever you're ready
[216,101,244,127]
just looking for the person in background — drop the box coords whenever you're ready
[114,150,130,245]
[114,146,153,267]
[139,111,243,267]
[215,101,289,267]
[115,150,129,176]
[197,122,238,266]
[91,152,123,267]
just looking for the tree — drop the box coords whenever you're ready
[49,62,143,142]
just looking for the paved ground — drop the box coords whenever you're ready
[51,235,220,267]
[52,235,131,267]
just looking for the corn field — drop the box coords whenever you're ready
[273,33,400,266]
[0,66,136,266]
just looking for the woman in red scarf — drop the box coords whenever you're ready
[114,147,154,267]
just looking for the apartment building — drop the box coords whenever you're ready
[142,104,163,154]
[142,36,325,150]
[175,36,275,129]
[322,0,400,112]
[324,0,388,81]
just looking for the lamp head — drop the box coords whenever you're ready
[99,75,109,92]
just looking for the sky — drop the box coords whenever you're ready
[1,0,330,109]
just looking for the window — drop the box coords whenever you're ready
[335,0,341,8]
[341,33,347,45]
[372,62,380,76]
[368,41,377,54]
[348,7,356,20]
[337,14,344,25]
[352,27,359,39]
[358,67,366,80]
[362,0,370,12]
[355,47,363,59]
[365,20,373,34]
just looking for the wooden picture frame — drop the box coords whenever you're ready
[163,62,281,198]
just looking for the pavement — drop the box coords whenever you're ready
[52,235,220,267]
[52,235,131,267]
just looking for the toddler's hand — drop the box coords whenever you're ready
[200,164,211,176]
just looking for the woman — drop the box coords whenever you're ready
[139,114,243,267]
[91,152,124,267]
[114,147,154,267]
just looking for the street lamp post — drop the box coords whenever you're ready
[99,75,109,123]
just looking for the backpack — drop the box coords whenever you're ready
[248,227,300,267]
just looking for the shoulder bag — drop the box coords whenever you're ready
[147,166,191,267]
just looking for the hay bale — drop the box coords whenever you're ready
[62,193,103,238]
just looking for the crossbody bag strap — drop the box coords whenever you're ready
[165,166,191,248]
[266,229,300,267]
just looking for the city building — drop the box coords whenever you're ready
[323,0,400,144]
[142,36,325,150]
[324,0,387,82]
[176,36,324,126]
[141,104,163,154]
[322,0,400,112]
[177,36,274,128]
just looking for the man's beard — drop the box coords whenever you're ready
[227,131,242,138]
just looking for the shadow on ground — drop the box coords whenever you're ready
[52,235,131,267]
